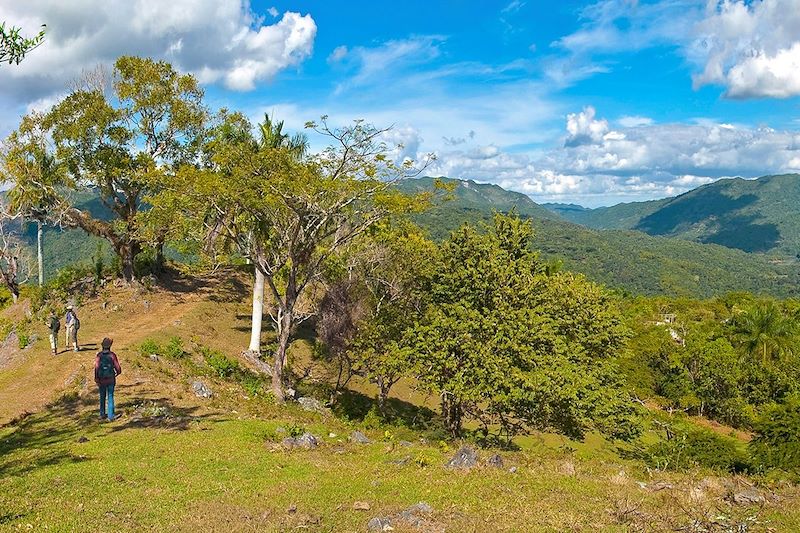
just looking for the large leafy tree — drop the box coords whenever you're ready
[0,22,45,65]
[1,112,66,286]
[8,56,206,281]
[408,214,640,440]
[246,114,309,354]
[155,113,426,400]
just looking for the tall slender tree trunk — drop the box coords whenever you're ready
[117,240,141,282]
[248,267,265,353]
[36,220,43,287]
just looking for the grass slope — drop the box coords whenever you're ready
[2,274,799,531]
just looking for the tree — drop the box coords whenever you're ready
[155,114,428,400]
[245,114,309,355]
[0,22,45,65]
[408,214,640,441]
[9,56,206,282]
[0,204,31,302]
[1,113,67,286]
[733,301,798,363]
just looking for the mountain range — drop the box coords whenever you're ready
[396,176,800,298]
[544,174,800,256]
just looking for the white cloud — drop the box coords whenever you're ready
[565,106,610,146]
[328,45,349,63]
[0,1,316,99]
[618,115,653,128]
[690,0,800,98]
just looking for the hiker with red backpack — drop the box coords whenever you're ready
[95,337,122,422]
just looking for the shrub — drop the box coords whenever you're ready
[750,397,800,473]
[163,336,186,359]
[139,338,161,357]
[643,427,749,473]
[203,347,240,378]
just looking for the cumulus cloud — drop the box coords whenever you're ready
[618,115,653,128]
[565,106,610,147]
[419,105,800,205]
[0,0,316,100]
[691,0,800,98]
[328,45,348,63]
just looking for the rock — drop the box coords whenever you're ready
[297,433,319,449]
[287,504,297,514]
[328,432,337,438]
[509,466,518,474]
[486,454,504,468]
[284,432,320,449]
[646,481,674,492]
[286,388,297,399]
[149,354,159,362]
[297,396,329,415]
[367,517,393,531]
[353,501,371,511]
[389,456,411,465]
[275,426,287,434]
[732,489,766,505]
[398,440,413,447]
[351,430,371,444]
[397,502,433,528]
[101,301,108,310]
[559,461,576,476]
[191,381,213,398]
[446,445,478,469]
[77,436,89,443]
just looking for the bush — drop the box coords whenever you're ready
[642,426,749,473]
[139,338,161,357]
[203,347,240,378]
[163,336,185,359]
[750,397,800,473]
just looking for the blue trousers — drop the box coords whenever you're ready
[99,383,115,421]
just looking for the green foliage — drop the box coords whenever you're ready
[138,337,185,359]
[642,426,750,473]
[750,397,800,473]
[204,348,240,378]
[16,319,32,349]
[0,22,45,65]
[397,177,800,299]
[409,213,641,441]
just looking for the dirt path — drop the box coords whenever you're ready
[0,280,222,425]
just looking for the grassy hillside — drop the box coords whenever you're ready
[2,274,800,531]
[398,178,800,298]
[545,174,800,256]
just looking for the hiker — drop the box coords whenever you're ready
[65,305,80,352]
[95,337,121,422]
[47,311,60,356]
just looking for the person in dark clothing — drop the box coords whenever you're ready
[47,311,60,356]
[95,337,122,422]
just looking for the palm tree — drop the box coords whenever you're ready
[246,114,308,354]
[733,301,798,363]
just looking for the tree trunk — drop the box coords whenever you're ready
[248,267,265,353]
[377,377,390,417]
[118,240,141,282]
[441,394,463,438]
[36,220,43,287]
[271,310,293,401]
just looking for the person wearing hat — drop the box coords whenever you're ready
[95,337,121,422]
[64,305,80,352]
[47,310,60,356]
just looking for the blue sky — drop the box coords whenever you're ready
[2,0,800,206]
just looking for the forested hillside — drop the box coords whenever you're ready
[545,174,800,256]
[396,177,800,298]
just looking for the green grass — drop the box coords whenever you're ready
[2,390,800,532]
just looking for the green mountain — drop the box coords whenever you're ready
[397,176,800,298]
[545,174,800,256]
[397,176,561,221]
